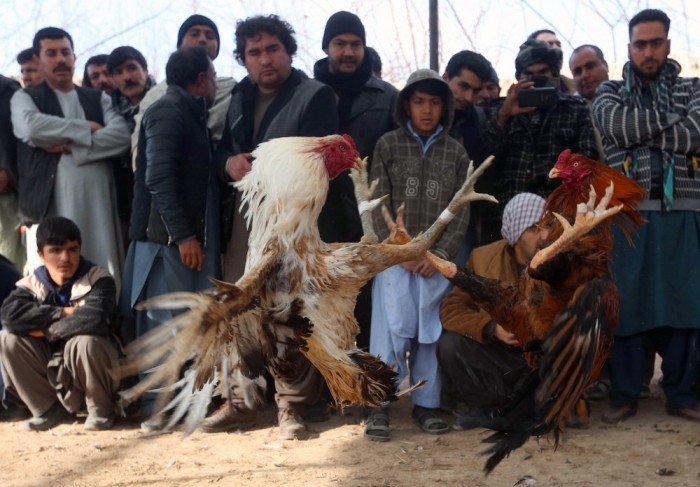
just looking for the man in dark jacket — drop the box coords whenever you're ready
[208,14,347,440]
[0,217,120,431]
[485,40,598,206]
[313,11,398,350]
[130,47,220,355]
[120,47,219,427]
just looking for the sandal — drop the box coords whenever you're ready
[412,406,449,435]
[364,408,390,442]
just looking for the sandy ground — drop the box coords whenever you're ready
[1,376,699,487]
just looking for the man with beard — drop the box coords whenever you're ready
[438,193,546,430]
[10,27,130,285]
[592,8,700,424]
[132,14,235,153]
[205,14,341,440]
[313,10,397,350]
[82,54,115,95]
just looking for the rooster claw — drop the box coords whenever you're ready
[531,182,622,270]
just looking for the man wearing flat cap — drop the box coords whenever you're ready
[313,11,398,350]
[485,40,598,206]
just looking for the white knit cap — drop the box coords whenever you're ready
[501,193,546,246]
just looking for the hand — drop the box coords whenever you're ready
[0,169,14,194]
[413,257,437,278]
[178,239,205,271]
[225,153,253,182]
[400,259,420,273]
[493,324,519,346]
[45,143,72,154]
[28,330,45,338]
[496,80,537,126]
[89,121,104,133]
[61,306,76,317]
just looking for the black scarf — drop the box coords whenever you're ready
[314,53,373,123]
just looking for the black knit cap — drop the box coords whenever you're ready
[322,11,366,50]
[177,14,220,59]
[515,39,563,79]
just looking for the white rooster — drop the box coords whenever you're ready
[118,134,495,433]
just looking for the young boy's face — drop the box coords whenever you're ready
[38,240,81,286]
[404,90,444,137]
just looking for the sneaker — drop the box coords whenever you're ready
[20,402,74,431]
[200,402,257,433]
[601,402,638,424]
[278,407,307,440]
[84,413,115,431]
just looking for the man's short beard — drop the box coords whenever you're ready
[630,59,665,82]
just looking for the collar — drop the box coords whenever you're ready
[406,121,444,155]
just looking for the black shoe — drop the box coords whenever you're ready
[303,397,332,423]
[21,402,74,431]
[601,402,638,424]
[452,408,488,431]
[0,404,31,422]
[666,405,700,423]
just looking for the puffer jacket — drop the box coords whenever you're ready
[135,85,213,245]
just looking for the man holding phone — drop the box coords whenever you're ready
[486,39,598,206]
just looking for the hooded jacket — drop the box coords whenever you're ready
[369,69,470,260]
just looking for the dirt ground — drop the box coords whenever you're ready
[1,374,699,487]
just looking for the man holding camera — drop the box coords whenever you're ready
[486,40,598,205]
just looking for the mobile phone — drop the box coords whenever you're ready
[517,87,558,108]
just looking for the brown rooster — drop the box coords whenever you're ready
[426,150,646,473]
[117,134,496,433]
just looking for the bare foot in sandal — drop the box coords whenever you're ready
[364,407,390,442]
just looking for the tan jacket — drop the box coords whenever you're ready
[439,239,521,343]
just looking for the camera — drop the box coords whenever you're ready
[517,87,558,108]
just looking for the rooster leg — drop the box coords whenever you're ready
[350,156,386,244]
[381,203,412,245]
[530,182,623,271]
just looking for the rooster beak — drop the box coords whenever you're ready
[549,167,560,179]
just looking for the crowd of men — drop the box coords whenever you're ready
[0,8,698,441]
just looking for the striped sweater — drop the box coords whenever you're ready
[592,60,700,206]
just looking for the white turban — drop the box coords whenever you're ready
[501,193,546,246]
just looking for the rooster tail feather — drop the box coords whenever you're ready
[482,431,532,475]
[303,329,398,407]
[537,277,612,426]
